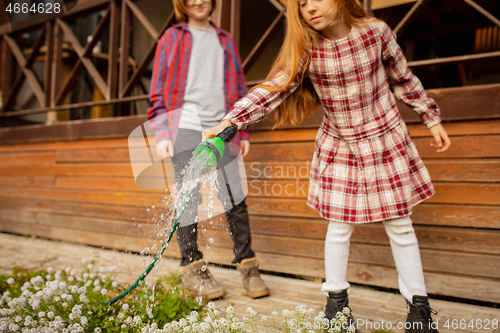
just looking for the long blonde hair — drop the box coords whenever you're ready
[255,0,366,128]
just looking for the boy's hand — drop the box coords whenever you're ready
[241,140,250,158]
[156,140,174,158]
[429,123,451,153]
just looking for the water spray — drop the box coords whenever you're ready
[106,124,238,305]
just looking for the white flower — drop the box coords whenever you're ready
[7,278,14,285]
[87,264,94,270]
[47,312,54,319]
[82,258,88,265]
[122,303,129,311]
[94,328,101,333]
[118,313,125,320]
[100,288,107,295]
[62,302,68,307]
[81,316,88,326]
[112,281,118,288]
[93,279,100,286]
[38,311,45,318]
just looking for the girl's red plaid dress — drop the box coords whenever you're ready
[224,19,441,224]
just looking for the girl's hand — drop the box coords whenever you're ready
[429,123,451,153]
[202,120,234,141]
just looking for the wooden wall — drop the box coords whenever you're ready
[0,84,499,304]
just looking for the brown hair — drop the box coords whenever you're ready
[255,0,366,128]
[173,0,217,21]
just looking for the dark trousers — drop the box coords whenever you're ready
[172,129,255,266]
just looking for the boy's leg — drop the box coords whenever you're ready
[382,216,426,301]
[172,129,204,266]
[217,150,269,298]
[172,129,225,299]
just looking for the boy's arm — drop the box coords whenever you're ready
[147,34,171,143]
[380,22,441,130]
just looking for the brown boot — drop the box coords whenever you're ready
[236,258,270,298]
[182,259,226,300]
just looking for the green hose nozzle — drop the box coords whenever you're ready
[194,124,238,167]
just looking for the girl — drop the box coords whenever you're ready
[203,0,450,332]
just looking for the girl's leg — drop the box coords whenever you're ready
[321,221,355,295]
[382,216,426,301]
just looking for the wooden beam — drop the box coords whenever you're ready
[119,3,132,96]
[50,23,63,110]
[25,25,46,69]
[4,35,46,107]
[230,0,241,47]
[393,0,424,34]
[0,0,112,35]
[54,8,111,106]
[44,22,54,108]
[107,1,120,100]
[125,0,158,39]
[371,0,417,10]
[268,0,285,12]
[120,11,175,98]
[242,11,285,73]
[407,50,500,68]
[0,37,11,112]
[462,0,500,29]
[0,95,150,118]
[56,19,109,100]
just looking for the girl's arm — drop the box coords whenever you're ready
[380,22,450,152]
[222,53,309,131]
[380,21,440,129]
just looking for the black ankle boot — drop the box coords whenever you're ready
[406,295,439,333]
[325,289,359,333]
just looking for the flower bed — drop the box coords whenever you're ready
[0,261,359,333]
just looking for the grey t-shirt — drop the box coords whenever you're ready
[179,25,226,131]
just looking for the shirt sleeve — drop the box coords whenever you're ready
[232,37,252,140]
[147,34,171,142]
[380,22,441,129]
[223,52,309,131]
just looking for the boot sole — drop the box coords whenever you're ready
[184,290,227,300]
[245,289,270,299]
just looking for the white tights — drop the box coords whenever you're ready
[321,216,426,302]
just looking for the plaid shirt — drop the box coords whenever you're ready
[147,21,250,155]
[224,19,441,223]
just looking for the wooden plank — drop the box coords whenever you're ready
[246,197,500,229]
[430,183,500,206]
[414,135,500,159]
[0,152,56,165]
[245,161,311,180]
[0,37,11,103]
[0,137,128,152]
[0,186,165,207]
[424,160,500,182]
[54,176,169,194]
[0,197,161,224]
[0,164,133,177]
[462,0,500,28]
[407,51,500,68]
[54,149,131,163]
[0,176,55,187]
[247,179,309,198]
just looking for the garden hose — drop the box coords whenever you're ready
[105,124,238,305]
